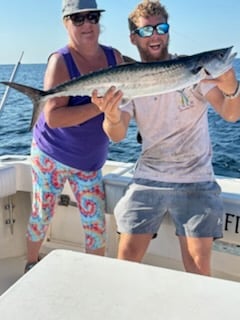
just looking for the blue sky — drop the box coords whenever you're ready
[0,0,239,64]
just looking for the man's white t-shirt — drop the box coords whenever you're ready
[120,82,216,183]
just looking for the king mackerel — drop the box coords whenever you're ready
[0,46,236,129]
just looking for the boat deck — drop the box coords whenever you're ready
[0,256,26,295]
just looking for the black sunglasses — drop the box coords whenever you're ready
[66,12,100,26]
[132,23,169,38]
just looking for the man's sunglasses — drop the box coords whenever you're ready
[65,12,100,26]
[132,23,169,38]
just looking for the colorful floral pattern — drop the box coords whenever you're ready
[27,141,106,250]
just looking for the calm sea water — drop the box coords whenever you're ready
[0,60,240,178]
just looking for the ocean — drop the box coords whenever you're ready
[0,60,240,178]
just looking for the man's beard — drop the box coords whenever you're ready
[138,43,169,62]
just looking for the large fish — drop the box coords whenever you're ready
[0,46,236,129]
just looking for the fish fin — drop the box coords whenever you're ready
[121,97,131,106]
[30,101,44,131]
[122,55,136,64]
[0,81,45,131]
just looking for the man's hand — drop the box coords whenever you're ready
[203,68,238,96]
[91,86,123,124]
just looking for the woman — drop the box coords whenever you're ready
[24,0,124,272]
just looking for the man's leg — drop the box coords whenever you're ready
[172,182,223,276]
[117,233,153,262]
[178,236,213,276]
[114,180,166,262]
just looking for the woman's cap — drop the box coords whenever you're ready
[62,0,105,18]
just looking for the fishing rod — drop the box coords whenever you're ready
[0,51,24,115]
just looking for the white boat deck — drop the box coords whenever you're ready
[0,250,240,320]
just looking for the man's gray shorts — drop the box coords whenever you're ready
[114,179,224,239]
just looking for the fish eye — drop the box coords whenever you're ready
[191,66,203,75]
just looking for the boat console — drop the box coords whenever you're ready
[0,249,239,319]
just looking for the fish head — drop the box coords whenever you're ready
[190,46,237,79]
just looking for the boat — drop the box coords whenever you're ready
[0,154,240,297]
[0,57,240,318]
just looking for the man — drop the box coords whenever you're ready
[92,0,240,276]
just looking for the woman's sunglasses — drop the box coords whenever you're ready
[65,12,100,26]
[132,23,169,38]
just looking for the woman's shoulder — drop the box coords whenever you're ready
[47,45,69,64]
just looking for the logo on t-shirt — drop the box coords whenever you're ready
[177,88,195,111]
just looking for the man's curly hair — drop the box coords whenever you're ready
[128,0,169,32]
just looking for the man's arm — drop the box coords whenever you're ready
[103,111,131,142]
[205,68,240,122]
[91,86,131,142]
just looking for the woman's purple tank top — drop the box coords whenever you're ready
[33,45,117,171]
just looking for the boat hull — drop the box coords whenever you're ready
[0,155,239,292]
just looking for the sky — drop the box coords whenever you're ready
[0,0,239,64]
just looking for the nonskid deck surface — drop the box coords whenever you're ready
[0,256,26,295]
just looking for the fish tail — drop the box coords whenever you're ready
[0,81,45,130]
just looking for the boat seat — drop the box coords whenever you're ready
[0,166,16,198]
